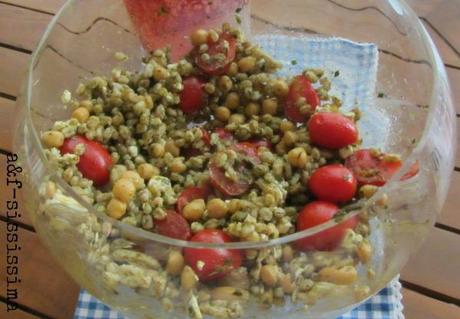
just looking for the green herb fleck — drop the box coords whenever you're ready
[236,7,242,13]
[411,138,417,145]
[377,92,385,98]
[291,60,298,65]
[334,70,340,77]
[235,15,242,24]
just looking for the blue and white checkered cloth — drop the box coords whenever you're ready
[74,37,403,318]
[74,280,403,319]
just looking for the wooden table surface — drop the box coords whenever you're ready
[0,1,459,318]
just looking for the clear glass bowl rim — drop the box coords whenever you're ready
[21,0,444,249]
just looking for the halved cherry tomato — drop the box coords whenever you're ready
[177,186,211,214]
[308,112,358,149]
[60,135,112,186]
[308,164,357,203]
[195,32,237,76]
[179,77,206,114]
[345,149,419,186]
[154,210,191,240]
[295,201,358,251]
[284,75,320,123]
[209,160,251,197]
[184,229,242,281]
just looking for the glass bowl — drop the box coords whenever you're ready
[14,0,456,318]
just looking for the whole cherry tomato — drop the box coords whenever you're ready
[176,185,211,214]
[284,75,320,123]
[194,32,237,76]
[345,149,419,186]
[60,135,112,186]
[308,112,358,149]
[308,164,357,203]
[154,210,191,240]
[295,201,358,251]
[179,77,206,114]
[184,229,242,281]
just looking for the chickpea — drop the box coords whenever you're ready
[183,199,206,221]
[112,178,136,203]
[218,76,233,91]
[45,181,57,198]
[107,198,127,219]
[42,130,64,148]
[245,102,260,117]
[359,184,378,199]
[151,143,165,158]
[287,147,308,168]
[318,266,357,285]
[279,273,295,294]
[282,131,297,146]
[71,107,90,123]
[262,98,278,115]
[225,92,240,110]
[208,29,219,42]
[280,120,295,132]
[260,265,279,287]
[356,242,372,263]
[153,66,170,81]
[137,163,158,180]
[79,99,93,111]
[181,266,198,290]
[207,198,228,219]
[229,114,245,125]
[272,79,289,97]
[166,250,185,276]
[164,141,180,157]
[215,106,231,122]
[121,171,144,189]
[191,29,208,46]
[228,62,238,76]
[169,158,187,173]
[282,245,294,262]
[238,56,256,73]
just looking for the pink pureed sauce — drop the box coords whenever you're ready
[124,0,249,61]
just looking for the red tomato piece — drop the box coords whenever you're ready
[60,135,112,186]
[201,128,211,146]
[154,210,191,240]
[308,164,357,203]
[233,142,262,164]
[308,112,358,149]
[295,201,358,251]
[215,127,233,141]
[284,75,320,123]
[209,161,250,197]
[401,161,420,181]
[179,77,206,114]
[184,229,242,281]
[195,32,237,75]
[345,149,419,186]
[177,186,210,214]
